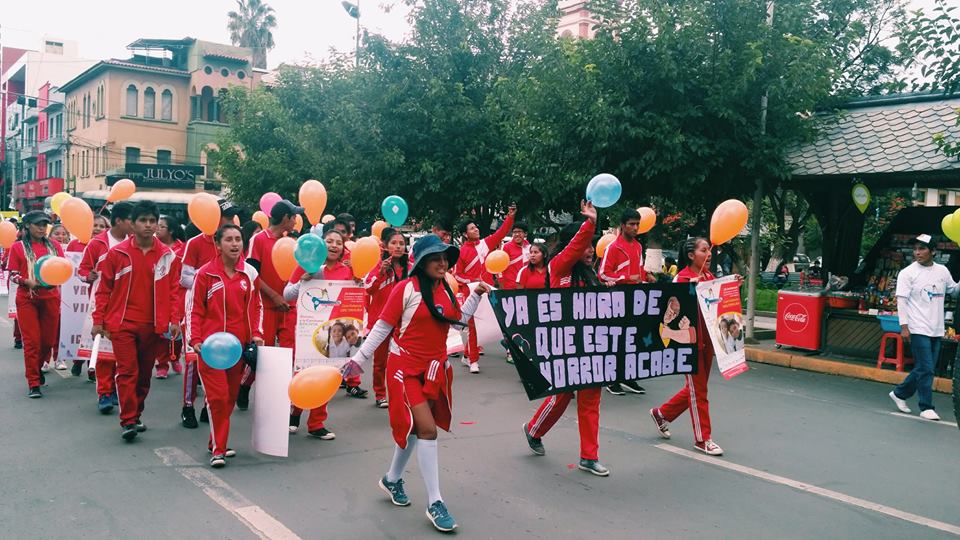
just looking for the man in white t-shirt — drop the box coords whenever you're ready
[888,234,957,421]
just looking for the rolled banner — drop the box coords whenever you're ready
[89,333,102,371]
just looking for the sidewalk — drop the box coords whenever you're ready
[746,340,954,394]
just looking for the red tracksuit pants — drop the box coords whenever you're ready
[111,322,161,426]
[658,355,712,443]
[17,295,60,388]
[13,318,22,341]
[527,387,602,460]
[372,340,389,400]
[198,356,244,454]
[464,317,480,363]
[96,360,117,397]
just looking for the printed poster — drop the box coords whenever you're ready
[696,275,748,379]
[58,252,90,361]
[294,279,366,371]
[78,277,114,362]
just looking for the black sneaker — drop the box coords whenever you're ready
[27,387,42,399]
[523,423,545,456]
[578,459,610,477]
[308,428,336,440]
[210,454,226,468]
[181,406,198,429]
[39,373,46,386]
[14,340,23,349]
[621,381,646,394]
[70,361,83,377]
[199,406,209,423]
[236,385,250,410]
[121,424,138,441]
[346,386,368,399]
[87,367,95,382]
[605,383,626,396]
[289,414,301,433]
[135,420,147,432]
[375,398,389,409]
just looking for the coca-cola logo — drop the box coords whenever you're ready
[782,303,809,333]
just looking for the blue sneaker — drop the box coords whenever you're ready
[425,500,457,532]
[98,395,114,414]
[379,476,411,507]
[110,392,119,406]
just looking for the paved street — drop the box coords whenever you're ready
[1,313,958,540]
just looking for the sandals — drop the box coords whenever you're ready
[345,385,368,399]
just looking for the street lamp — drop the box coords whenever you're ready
[341,0,360,66]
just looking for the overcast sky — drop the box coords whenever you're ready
[0,0,943,69]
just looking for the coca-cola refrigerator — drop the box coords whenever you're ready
[776,290,826,351]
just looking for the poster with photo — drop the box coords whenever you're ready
[295,280,366,371]
[695,275,748,379]
[58,252,90,361]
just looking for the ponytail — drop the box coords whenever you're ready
[412,267,465,327]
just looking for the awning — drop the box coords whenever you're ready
[78,190,216,205]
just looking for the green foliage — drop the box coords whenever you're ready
[860,189,910,256]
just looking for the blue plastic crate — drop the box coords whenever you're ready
[877,314,901,333]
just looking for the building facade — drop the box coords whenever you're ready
[59,38,262,217]
[557,0,597,39]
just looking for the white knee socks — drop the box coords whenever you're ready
[386,434,417,483]
[417,438,442,504]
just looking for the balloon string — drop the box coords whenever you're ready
[695,244,713,279]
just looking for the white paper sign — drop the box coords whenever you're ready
[7,280,17,318]
[466,282,502,347]
[58,252,90,361]
[251,345,293,458]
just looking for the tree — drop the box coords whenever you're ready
[227,0,278,69]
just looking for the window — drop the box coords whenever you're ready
[939,192,948,206]
[204,66,213,75]
[144,87,156,119]
[237,70,246,80]
[44,40,64,54]
[161,89,173,121]
[101,145,108,171]
[125,147,140,165]
[156,149,172,165]
[221,68,230,77]
[126,84,138,116]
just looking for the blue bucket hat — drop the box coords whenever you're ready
[412,234,459,270]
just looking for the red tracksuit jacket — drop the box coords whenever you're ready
[187,257,263,348]
[549,221,596,288]
[516,265,548,290]
[454,214,515,286]
[599,235,646,284]
[501,240,529,289]
[79,230,126,280]
[363,258,412,330]
[92,236,182,334]
[66,239,86,253]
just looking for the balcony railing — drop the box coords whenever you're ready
[20,144,37,160]
[38,136,66,154]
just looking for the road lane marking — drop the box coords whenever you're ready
[655,444,960,537]
[889,411,959,428]
[155,446,301,540]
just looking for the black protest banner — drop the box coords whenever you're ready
[489,283,700,400]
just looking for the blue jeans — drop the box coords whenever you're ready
[894,334,938,411]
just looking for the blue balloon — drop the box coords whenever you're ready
[381,195,409,227]
[585,173,622,208]
[294,233,328,274]
[201,332,243,370]
[34,254,52,287]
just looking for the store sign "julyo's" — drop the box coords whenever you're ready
[118,164,206,189]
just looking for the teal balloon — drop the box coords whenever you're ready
[295,233,328,274]
[34,254,52,287]
[381,195,409,227]
[586,173,622,208]
[201,332,243,370]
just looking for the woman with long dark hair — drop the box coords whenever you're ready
[520,201,610,476]
[650,236,724,456]
[363,227,410,408]
[345,234,490,533]
[156,214,187,379]
[516,241,550,289]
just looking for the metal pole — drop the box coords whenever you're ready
[746,0,774,340]
[356,0,361,67]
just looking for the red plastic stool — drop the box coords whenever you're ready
[876,332,914,372]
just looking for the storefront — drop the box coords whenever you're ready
[17,177,64,212]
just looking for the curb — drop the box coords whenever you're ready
[746,346,954,394]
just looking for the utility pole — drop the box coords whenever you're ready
[340,0,361,67]
[746,0,775,340]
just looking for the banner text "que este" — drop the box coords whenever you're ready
[500,289,663,327]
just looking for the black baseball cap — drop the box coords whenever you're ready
[270,199,304,222]
[218,199,241,217]
[23,210,52,226]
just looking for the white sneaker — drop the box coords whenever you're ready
[461,357,470,367]
[919,409,941,421]
[889,391,911,413]
[695,439,724,456]
[469,363,480,374]
[55,360,68,370]
[41,362,51,373]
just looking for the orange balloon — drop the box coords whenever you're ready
[294,214,304,232]
[444,272,459,294]
[232,215,241,226]
[321,214,335,224]
[271,236,297,281]
[298,180,328,225]
[485,249,509,274]
[371,220,388,239]
[107,179,136,202]
[188,193,221,236]
[252,211,269,230]
[637,207,657,234]
[39,256,74,286]
[710,199,749,245]
[345,240,357,251]
[60,197,94,243]
[596,233,616,258]
[351,236,381,278]
[288,365,343,409]
[0,221,16,248]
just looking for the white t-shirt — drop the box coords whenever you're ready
[895,261,958,337]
